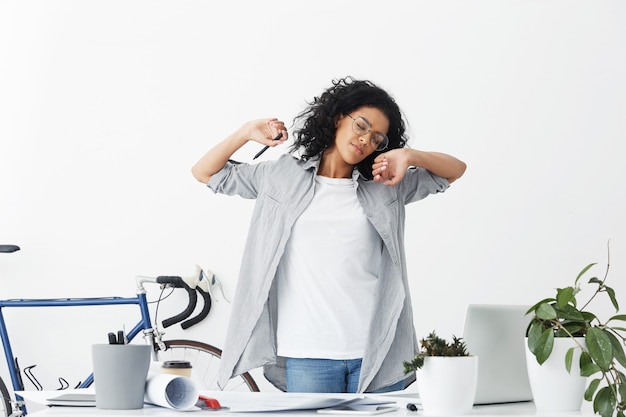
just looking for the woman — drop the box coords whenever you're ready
[191,77,466,393]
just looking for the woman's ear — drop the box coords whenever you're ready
[334,114,342,128]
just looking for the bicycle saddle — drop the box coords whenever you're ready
[0,245,20,253]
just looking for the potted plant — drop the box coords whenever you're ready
[404,331,477,416]
[526,245,626,417]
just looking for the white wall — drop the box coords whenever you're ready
[1,0,625,393]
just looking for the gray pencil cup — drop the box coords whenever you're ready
[92,343,151,409]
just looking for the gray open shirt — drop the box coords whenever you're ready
[208,154,449,392]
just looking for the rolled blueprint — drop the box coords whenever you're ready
[144,372,198,410]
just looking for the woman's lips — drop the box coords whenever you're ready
[351,143,363,155]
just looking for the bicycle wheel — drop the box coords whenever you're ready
[0,377,12,417]
[160,340,259,392]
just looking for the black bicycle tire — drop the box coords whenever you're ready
[0,376,12,417]
[163,339,259,392]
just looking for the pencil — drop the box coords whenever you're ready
[253,132,283,160]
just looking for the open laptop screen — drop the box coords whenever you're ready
[462,304,533,405]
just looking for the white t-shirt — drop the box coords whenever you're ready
[276,175,382,359]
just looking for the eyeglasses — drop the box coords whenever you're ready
[345,114,389,151]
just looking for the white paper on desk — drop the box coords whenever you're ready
[317,405,399,415]
[204,391,395,412]
[144,372,198,410]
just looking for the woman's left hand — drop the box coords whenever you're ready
[372,149,410,186]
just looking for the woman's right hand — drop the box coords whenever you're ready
[192,118,288,184]
[241,118,288,148]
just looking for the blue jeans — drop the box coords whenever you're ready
[285,357,405,393]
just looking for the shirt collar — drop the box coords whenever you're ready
[300,155,368,182]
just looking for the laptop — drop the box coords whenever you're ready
[462,304,533,405]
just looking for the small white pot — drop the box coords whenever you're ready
[417,356,478,416]
[525,337,587,411]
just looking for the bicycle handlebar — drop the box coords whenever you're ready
[153,275,212,329]
[156,276,198,328]
[181,286,211,330]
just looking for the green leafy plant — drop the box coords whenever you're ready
[526,245,626,417]
[403,331,470,373]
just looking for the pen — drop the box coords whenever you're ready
[253,132,283,160]
[117,330,125,344]
[107,332,117,344]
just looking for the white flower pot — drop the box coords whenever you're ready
[525,337,587,411]
[417,356,478,416]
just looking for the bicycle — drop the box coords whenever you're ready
[0,244,259,417]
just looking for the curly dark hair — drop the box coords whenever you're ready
[290,76,408,180]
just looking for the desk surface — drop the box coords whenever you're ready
[24,391,593,417]
[27,402,591,417]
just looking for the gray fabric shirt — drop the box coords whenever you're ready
[208,153,449,392]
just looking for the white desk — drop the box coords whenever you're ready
[24,391,593,417]
[26,402,592,417]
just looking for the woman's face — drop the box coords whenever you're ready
[333,106,390,165]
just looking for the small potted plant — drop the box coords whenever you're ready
[526,244,626,417]
[404,331,477,416]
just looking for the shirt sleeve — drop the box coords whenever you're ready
[399,167,450,204]
[207,159,265,199]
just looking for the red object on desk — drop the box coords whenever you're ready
[199,395,222,409]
